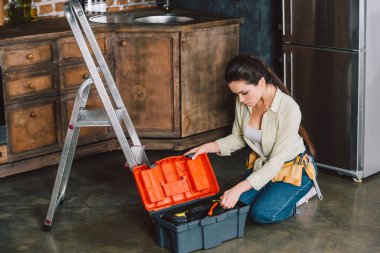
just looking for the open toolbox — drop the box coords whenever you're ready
[133,153,250,253]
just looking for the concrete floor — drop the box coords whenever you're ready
[1,148,380,253]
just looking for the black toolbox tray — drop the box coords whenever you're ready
[151,197,249,253]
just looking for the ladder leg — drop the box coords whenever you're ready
[43,83,90,231]
[57,126,81,203]
[43,126,80,231]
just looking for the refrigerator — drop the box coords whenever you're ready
[282,0,380,180]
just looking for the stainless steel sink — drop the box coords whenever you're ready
[134,15,194,24]
[89,14,135,24]
[89,13,195,24]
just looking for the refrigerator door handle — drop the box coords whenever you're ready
[283,51,292,93]
[290,0,293,35]
[282,0,285,36]
[290,51,294,95]
[283,52,287,87]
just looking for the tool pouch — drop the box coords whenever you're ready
[272,156,303,186]
[272,154,311,187]
[246,151,323,199]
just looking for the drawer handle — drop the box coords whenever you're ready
[28,83,35,89]
[26,54,33,60]
[82,73,89,79]
[30,111,37,118]
[120,40,127,47]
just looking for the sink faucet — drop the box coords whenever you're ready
[124,0,152,10]
[162,0,170,12]
[124,0,169,12]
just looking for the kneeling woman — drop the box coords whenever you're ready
[186,55,322,224]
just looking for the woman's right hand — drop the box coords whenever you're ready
[184,142,221,159]
[184,145,208,160]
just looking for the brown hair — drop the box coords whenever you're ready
[225,55,316,157]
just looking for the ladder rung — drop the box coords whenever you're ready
[76,108,124,127]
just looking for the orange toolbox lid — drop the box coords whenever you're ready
[132,153,220,212]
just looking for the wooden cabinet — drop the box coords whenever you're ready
[0,34,112,175]
[0,20,240,177]
[1,40,60,163]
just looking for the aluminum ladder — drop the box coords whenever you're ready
[42,0,149,231]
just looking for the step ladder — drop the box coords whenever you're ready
[43,0,149,231]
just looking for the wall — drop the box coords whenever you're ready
[2,0,154,20]
[173,0,282,74]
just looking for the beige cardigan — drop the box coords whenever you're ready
[215,88,306,190]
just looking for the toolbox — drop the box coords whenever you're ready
[133,153,250,253]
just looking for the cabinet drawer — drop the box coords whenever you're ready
[4,44,54,69]
[7,99,61,155]
[62,93,111,144]
[4,69,59,104]
[59,34,108,62]
[61,64,90,90]
[60,63,107,92]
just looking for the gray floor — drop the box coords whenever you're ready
[1,148,380,253]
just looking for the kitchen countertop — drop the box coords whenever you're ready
[0,8,243,46]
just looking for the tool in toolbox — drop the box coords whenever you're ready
[161,199,226,225]
[42,0,149,231]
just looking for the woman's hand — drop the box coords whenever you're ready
[220,180,252,209]
[184,142,221,159]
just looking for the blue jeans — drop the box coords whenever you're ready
[239,162,317,224]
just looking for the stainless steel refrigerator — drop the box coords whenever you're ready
[282,0,380,180]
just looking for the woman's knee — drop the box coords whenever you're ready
[249,205,275,224]
[249,203,294,224]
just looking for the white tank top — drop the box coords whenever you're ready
[244,124,264,154]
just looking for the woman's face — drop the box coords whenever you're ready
[228,78,265,107]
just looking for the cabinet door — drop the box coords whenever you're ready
[180,25,238,137]
[6,98,62,160]
[115,32,180,138]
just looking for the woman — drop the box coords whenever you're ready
[185,55,322,224]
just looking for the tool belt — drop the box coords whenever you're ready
[246,151,323,200]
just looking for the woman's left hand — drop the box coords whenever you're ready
[220,180,252,209]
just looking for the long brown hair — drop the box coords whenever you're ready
[225,55,316,157]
